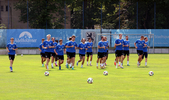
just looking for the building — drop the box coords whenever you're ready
[0,0,71,29]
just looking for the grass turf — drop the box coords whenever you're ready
[0,54,169,100]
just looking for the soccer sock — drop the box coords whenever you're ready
[69,64,71,67]
[87,62,88,64]
[72,66,74,68]
[59,66,61,70]
[66,60,68,65]
[81,65,83,68]
[114,60,116,62]
[51,63,53,66]
[47,65,49,69]
[90,61,92,64]
[119,62,121,65]
[121,63,123,66]
[10,66,12,70]
[145,62,147,65]
[55,61,57,64]
[127,61,129,64]
[97,63,98,66]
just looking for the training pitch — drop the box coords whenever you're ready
[0,54,169,100]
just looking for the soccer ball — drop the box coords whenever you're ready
[44,71,49,76]
[149,71,154,76]
[87,78,93,84]
[103,71,108,76]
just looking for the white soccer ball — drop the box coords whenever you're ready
[103,71,108,76]
[149,71,154,76]
[87,78,93,84]
[44,71,49,76]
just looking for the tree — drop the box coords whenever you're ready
[14,0,71,29]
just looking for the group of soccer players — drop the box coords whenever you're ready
[114,34,149,68]
[6,34,149,72]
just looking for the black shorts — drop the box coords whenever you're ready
[45,52,51,59]
[86,52,93,57]
[41,53,45,58]
[137,50,143,56]
[79,54,85,59]
[105,50,108,57]
[51,53,56,57]
[57,55,64,60]
[123,50,129,56]
[66,52,70,57]
[115,50,122,57]
[142,52,148,59]
[98,52,105,58]
[122,50,124,55]
[68,52,76,59]
[8,54,15,60]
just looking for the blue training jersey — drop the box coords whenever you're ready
[65,41,70,52]
[55,44,65,56]
[86,42,93,53]
[123,40,130,51]
[7,43,17,55]
[135,39,145,51]
[115,39,124,50]
[98,41,105,53]
[42,40,54,53]
[104,41,108,52]
[143,42,148,52]
[67,41,77,53]
[39,43,45,53]
[78,42,87,55]
[51,42,57,53]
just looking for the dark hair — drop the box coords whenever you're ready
[141,36,144,38]
[69,37,72,40]
[59,39,62,42]
[42,38,45,40]
[144,37,147,40]
[101,36,103,39]
[55,40,58,43]
[72,35,76,38]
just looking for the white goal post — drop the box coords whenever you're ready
[96,33,155,54]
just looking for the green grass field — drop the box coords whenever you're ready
[0,54,169,100]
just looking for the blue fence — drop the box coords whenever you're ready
[0,29,169,48]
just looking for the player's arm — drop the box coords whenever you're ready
[98,45,105,49]
[13,45,18,50]
[115,40,121,46]
[6,47,9,52]
[54,48,58,55]
[134,42,137,49]
[38,48,41,52]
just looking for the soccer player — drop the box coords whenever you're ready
[134,36,146,67]
[97,36,106,69]
[142,37,150,66]
[51,37,58,68]
[65,37,72,68]
[6,37,18,72]
[54,40,58,66]
[66,35,77,70]
[104,37,109,66]
[122,36,130,66]
[114,34,124,68]
[86,37,93,66]
[76,38,87,68]
[39,38,46,67]
[42,34,54,70]
[54,39,65,70]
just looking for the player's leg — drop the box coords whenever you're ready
[105,51,108,66]
[71,53,76,70]
[90,54,93,66]
[127,51,130,66]
[55,55,58,66]
[86,53,89,66]
[45,52,50,70]
[115,57,119,68]
[121,55,124,66]
[145,52,148,66]
[96,52,100,68]
[9,55,15,72]
[51,54,55,68]
[81,56,85,68]
[77,54,82,66]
